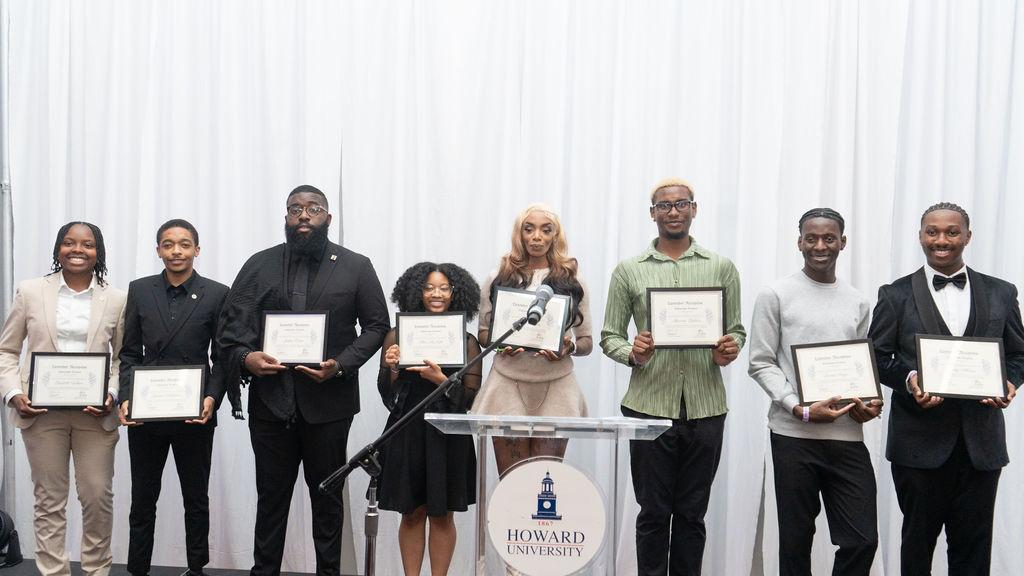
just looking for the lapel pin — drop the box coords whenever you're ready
[191,294,198,300]
[330,254,338,261]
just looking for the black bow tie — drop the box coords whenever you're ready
[933,272,967,291]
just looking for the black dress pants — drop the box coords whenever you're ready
[770,433,877,576]
[892,435,1001,576]
[622,402,725,576]
[126,425,215,575]
[248,412,353,576]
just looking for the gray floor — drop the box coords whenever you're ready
[0,562,325,576]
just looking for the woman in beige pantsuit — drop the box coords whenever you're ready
[0,222,126,576]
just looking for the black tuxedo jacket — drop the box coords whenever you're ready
[869,267,1024,470]
[119,271,230,433]
[218,241,390,424]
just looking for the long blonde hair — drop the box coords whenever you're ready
[494,203,584,326]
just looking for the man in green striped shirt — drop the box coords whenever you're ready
[601,178,745,576]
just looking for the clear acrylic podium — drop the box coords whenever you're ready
[425,414,670,575]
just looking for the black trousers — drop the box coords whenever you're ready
[126,425,215,575]
[892,435,1001,576]
[622,402,725,576]
[770,433,877,576]
[248,413,353,576]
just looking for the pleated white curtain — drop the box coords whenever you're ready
[6,1,1023,575]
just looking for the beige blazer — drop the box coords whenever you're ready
[0,273,126,430]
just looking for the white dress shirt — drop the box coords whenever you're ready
[924,263,971,337]
[56,273,95,352]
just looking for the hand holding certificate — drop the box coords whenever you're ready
[647,288,725,348]
[916,335,1008,401]
[396,312,467,368]
[791,339,882,405]
[262,311,328,367]
[128,366,206,422]
[29,352,110,409]
[490,287,571,354]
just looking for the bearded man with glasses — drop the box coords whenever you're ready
[217,184,390,575]
[601,178,745,575]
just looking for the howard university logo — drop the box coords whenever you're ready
[531,471,562,520]
[488,459,606,573]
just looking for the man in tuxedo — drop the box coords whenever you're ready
[869,202,1024,575]
[217,185,390,576]
[118,219,229,576]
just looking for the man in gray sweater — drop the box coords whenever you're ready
[747,208,882,576]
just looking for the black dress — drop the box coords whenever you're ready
[376,331,482,516]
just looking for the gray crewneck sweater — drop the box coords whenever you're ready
[748,271,872,441]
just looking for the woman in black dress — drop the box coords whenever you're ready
[377,262,481,576]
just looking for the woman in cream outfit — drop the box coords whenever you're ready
[473,204,591,475]
[0,222,126,576]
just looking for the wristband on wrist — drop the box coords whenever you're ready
[240,350,252,369]
[802,406,810,423]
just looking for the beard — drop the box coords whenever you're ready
[285,220,330,256]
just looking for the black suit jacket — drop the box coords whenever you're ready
[218,241,390,424]
[869,267,1024,470]
[119,271,230,433]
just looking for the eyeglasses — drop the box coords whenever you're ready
[423,284,453,295]
[652,200,696,214]
[287,204,328,217]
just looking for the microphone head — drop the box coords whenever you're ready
[526,285,556,325]
[535,284,555,300]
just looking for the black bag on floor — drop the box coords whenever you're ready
[0,509,22,568]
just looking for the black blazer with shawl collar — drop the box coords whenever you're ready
[217,241,390,424]
[869,267,1024,471]
[118,271,230,431]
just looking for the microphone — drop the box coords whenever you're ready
[526,285,555,325]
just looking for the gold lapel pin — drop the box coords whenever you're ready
[330,254,338,261]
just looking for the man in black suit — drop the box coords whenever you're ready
[119,219,230,576]
[869,202,1024,575]
[216,185,390,576]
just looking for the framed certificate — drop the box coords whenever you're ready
[489,286,571,354]
[646,287,725,348]
[916,335,1008,400]
[791,339,882,405]
[128,365,206,422]
[396,312,467,368]
[28,352,110,408]
[262,311,328,367]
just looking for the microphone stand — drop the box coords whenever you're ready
[319,315,535,576]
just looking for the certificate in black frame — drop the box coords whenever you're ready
[489,286,572,355]
[261,310,330,368]
[28,351,110,409]
[395,311,468,369]
[791,338,882,406]
[915,334,1008,400]
[646,287,725,349]
[127,364,207,422]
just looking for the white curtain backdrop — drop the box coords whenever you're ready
[5,1,1023,574]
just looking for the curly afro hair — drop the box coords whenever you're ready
[390,262,480,320]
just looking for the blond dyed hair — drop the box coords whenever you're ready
[495,203,579,287]
[650,177,696,203]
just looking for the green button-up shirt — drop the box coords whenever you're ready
[600,238,746,420]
